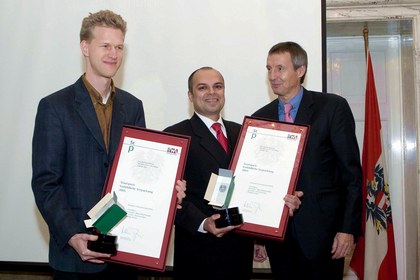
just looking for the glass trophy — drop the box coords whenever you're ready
[204,169,243,228]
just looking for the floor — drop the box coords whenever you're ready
[0,272,270,280]
[0,256,355,280]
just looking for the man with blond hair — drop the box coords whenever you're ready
[32,10,185,279]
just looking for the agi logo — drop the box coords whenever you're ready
[167,147,179,155]
[287,134,298,140]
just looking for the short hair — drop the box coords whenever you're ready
[187,66,224,92]
[80,10,127,42]
[268,41,308,84]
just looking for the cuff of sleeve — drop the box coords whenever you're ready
[198,219,207,233]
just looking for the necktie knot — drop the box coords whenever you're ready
[284,103,293,123]
[211,123,229,153]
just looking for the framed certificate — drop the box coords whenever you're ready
[229,116,309,240]
[103,125,190,271]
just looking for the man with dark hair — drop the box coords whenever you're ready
[165,67,254,279]
[165,66,303,279]
[252,41,362,280]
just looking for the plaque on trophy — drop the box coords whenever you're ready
[84,192,127,255]
[205,169,243,228]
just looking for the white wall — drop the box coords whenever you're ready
[0,0,322,263]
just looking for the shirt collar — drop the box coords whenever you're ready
[278,87,304,109]
[82,74,116,104]
[195,112,224,130]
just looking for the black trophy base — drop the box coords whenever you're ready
[87,228,117,255]
[214,207,243,228]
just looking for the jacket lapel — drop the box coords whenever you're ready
[73,79,107,153]
[265,99,279,120]
[109,92,125,160]
[295,88,315,124]
[190,114,229,167]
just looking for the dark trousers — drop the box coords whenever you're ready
[265,227,344,280]
[53,264,138,280]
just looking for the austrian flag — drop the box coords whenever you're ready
[349,47,397,280]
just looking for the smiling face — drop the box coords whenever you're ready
[80,26,125,84]
[266,52,306,102]
[188,68,225,121]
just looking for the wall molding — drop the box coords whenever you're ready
[327,4,420,21]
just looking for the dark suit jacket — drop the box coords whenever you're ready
[252,88,362,260]
[32,76,146,273]
[164,114,254,280]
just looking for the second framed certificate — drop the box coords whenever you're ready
[229,116,309,240]
[103,125,190,271]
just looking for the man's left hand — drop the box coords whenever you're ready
[331,232,354,259]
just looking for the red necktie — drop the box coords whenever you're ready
[284,103,293,123]
[211,123,229,153]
